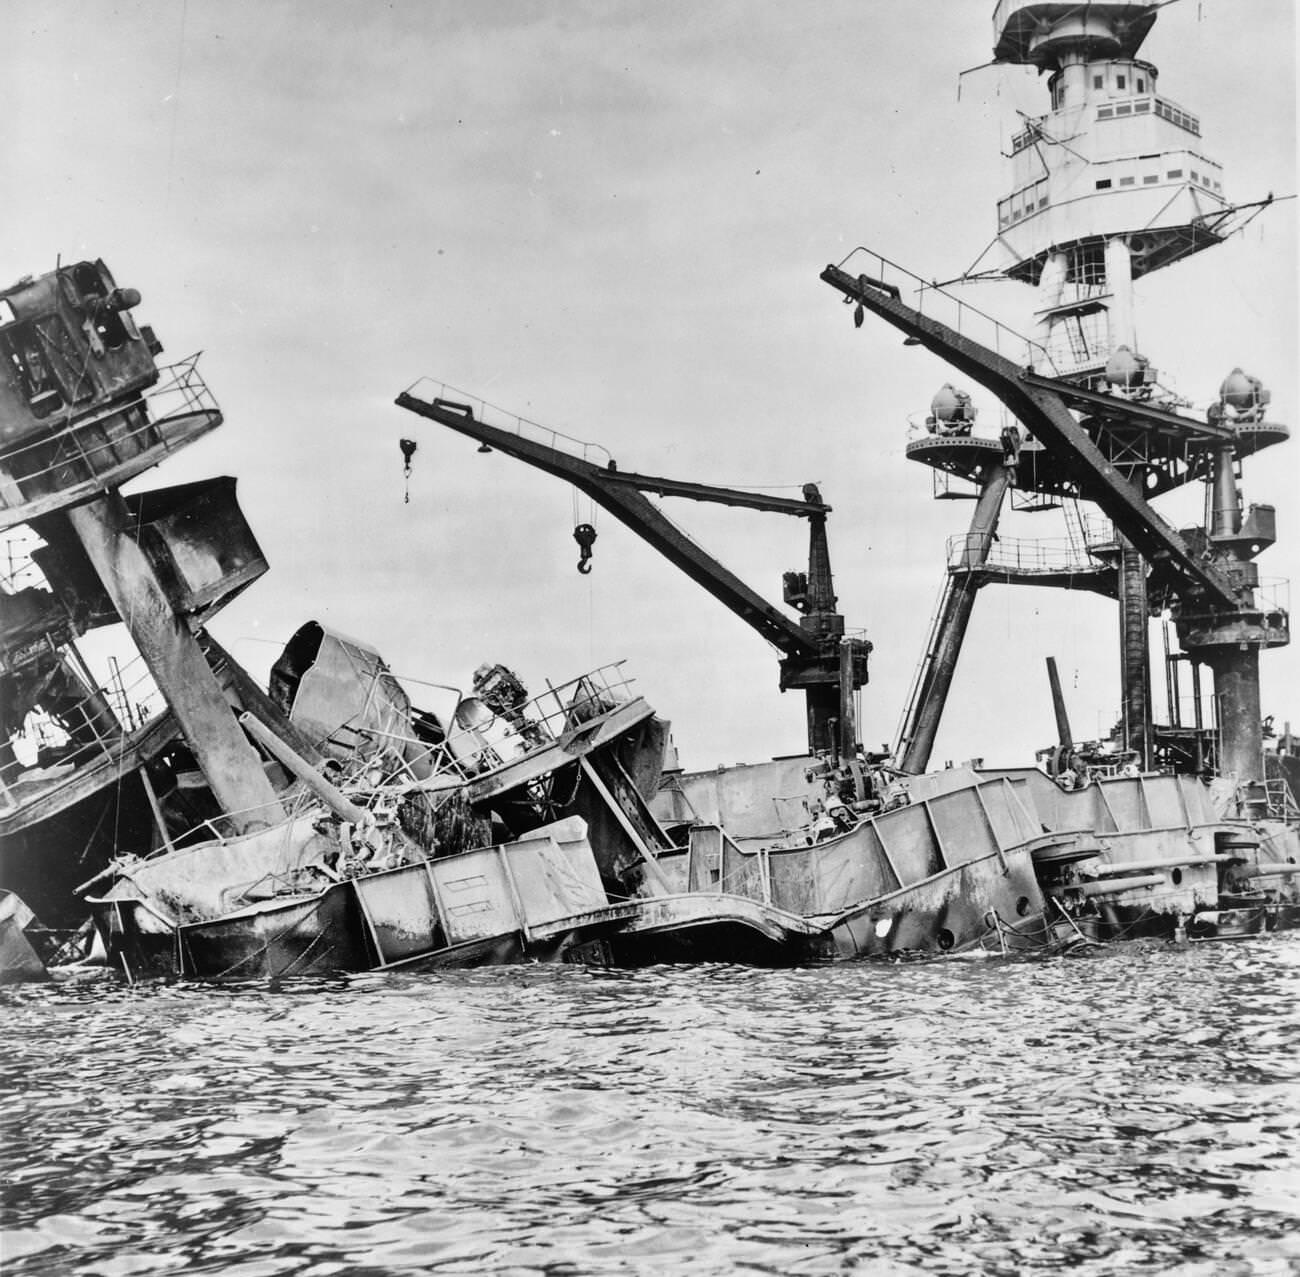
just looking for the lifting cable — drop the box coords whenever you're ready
[571,486,597,574]
[398,438,418,504]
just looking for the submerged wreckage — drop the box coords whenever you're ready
[2,0,1298,981]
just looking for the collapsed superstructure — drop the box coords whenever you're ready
[2,2,1296,981]
[0,261,275,925]
[0,262,816,977]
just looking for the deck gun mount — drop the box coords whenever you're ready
[396,387,871,759]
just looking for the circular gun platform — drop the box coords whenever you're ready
[906,416,1290,502]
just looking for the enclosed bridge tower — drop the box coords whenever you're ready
[993,1,1227,363]
[992,2,1287,801]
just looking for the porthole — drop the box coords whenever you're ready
[937,928,956,951]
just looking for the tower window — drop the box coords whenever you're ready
[1095,179,1113,190]
[0,323,65,419]
[1137,78,1146,92]
[1094,75,1104,89]
[1065,242,1107,287]
[71,262,132,352]
[1117,74,1126,89]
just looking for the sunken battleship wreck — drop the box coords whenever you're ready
[2,0,1297,981]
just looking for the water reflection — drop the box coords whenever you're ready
[3,941,1299,1274]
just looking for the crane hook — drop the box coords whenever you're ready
[573,523,597,574]
[399,438,418,504]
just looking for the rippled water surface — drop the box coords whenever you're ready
[3,940,1300,1275]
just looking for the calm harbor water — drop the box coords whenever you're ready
[3,940,1299,1276]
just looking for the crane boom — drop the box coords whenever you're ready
[395,388,871,754]
[599,469,830,517]
[396,390,822,655]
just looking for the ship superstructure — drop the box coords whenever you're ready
[990,0,1290,811]
[824,0,1290,826]
[3,6,1296,977]
[0,262,295,923]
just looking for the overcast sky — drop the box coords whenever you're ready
[7,1,1297,770]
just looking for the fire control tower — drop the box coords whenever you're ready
[992,0,1234,377]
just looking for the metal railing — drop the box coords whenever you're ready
[1010,116,1046,154]
[402,377,613,469]
[905,411,1006,446]
[1256,577,1291,616]
[0,354,220,493]
[142,353,222,433]
[1262,776,1299,823]
[834,247,1059,376]
[1063,506,1115,552]
[946,531,1111,577]
[346,661,641,791]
